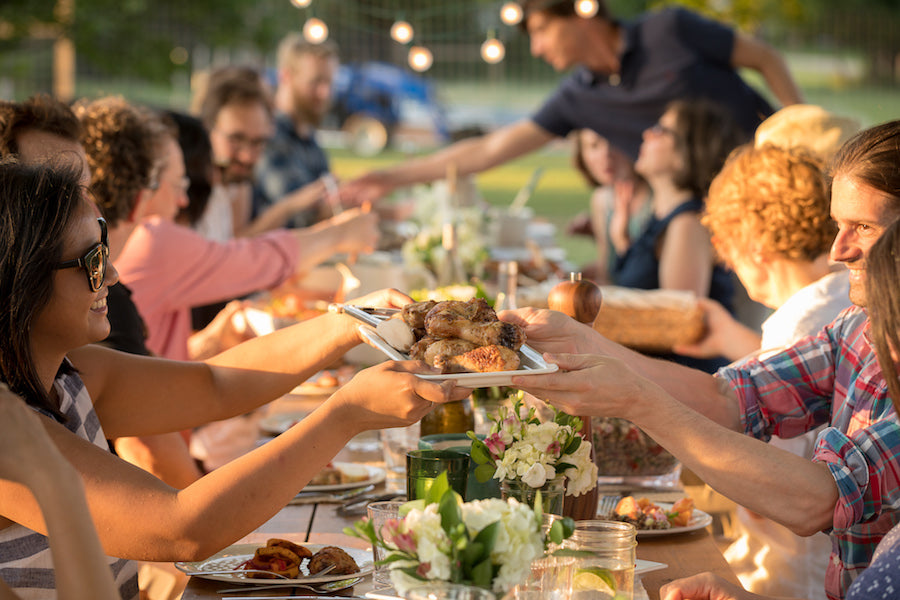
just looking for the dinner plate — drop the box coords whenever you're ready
[301,463,386,493]
[358,326,559,388]
[175,543,372,584]
[599,502,713,538]
[635,558,667,575]
[258,411,310,436]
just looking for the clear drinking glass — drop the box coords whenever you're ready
[381,423,420,492]
[504,555,575,600]
[367,500,405,587]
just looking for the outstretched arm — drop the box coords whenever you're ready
[731,32,804,107]
[342,119,555,204]
[514,353,839,535]
[0,388,119,600]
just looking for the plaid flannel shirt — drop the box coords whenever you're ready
[718,306,900,600]
[253,111,330,228]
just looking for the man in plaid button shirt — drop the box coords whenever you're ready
[508,120,900,600]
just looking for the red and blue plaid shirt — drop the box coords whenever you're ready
[719,306,900,600]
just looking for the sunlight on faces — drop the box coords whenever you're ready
[285,53,337,127]
[210,101,273,184]
[635,111,681,180]
[34,199,118,356]
[526,11,585,71]
[141,137,189,222]
[580,130,634,186]
[829,175,900,307]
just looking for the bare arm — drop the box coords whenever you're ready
[514,353,838,535]
[0,391,119,600]
[731,33,804,107]
[342,120,555,204]
[501,307,741,428]
[0,361,468,562]
[674,297,763,361]
[236,179,328,238]
[658,213,714,297]
[82,289,412,438]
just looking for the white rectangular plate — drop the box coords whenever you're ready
[358,325,558,388]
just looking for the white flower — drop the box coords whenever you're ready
[404,504,452,580]
[563,440,599,497]
[521,461,549,488]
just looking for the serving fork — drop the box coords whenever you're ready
[598,494,622,518]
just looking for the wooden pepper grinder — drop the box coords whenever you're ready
[548,272,602,520]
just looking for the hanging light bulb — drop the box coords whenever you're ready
[574,0,599,18]
[302,17,328,43]
[408,46,433,72]
[289,0,311,7]
[500,2,523,26]
[481,36,505,64]
[390,20,414,44]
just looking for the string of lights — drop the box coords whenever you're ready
[292,0,600,72]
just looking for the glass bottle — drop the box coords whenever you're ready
[493,260,518,311]
[420,397,475,437]
[563,520,637,599]
[436,221,467,286]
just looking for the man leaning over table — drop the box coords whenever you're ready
[504,120,900,600]
[342,0,801,205]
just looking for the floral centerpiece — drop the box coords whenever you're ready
[400,181,489,284]
[467,399,598,510]
[346,472,574,596]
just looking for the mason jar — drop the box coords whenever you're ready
[563,520,637,600]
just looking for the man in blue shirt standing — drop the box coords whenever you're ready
[344,0,802,204]
[255,34,339,227]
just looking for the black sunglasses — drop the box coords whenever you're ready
[54,217,109,292]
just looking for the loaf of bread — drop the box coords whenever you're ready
[592,287,705,353]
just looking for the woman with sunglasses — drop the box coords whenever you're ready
[612,99,746,372]
[0,160,467,599]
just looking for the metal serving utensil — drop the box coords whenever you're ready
[217,575,361,594]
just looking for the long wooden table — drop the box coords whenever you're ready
[180,395,739,599]
[180,492,738,600]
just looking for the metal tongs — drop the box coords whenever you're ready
[328,303,399,328]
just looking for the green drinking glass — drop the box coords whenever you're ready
[406,449,469,501]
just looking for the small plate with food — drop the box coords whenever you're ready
[302,461,385,493]
[600,496,712,537]
[341,299,558,388]
[175,539,371,584]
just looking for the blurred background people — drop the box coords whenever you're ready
[255,34,340,228]
[343,0,800,205]
[568,129,652,284]
[614,99,746,372]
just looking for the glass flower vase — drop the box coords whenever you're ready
[499,475,566,515]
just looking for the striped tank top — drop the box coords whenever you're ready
[0,365,139,599]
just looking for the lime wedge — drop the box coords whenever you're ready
[573,567,617,594]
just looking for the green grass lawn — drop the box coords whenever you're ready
[330,143,598,268]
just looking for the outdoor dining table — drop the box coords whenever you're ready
[179,394,740,600]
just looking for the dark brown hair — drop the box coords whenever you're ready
[865,216,900,414]
[75,97,174,227]
[519,0,610,30]
[829,119,900,216]
[0,159,84,420]
[667,99,747,198]
[0,94,82,158]
[198,66,272,131]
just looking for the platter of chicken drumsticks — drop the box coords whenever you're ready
[334,298,558,388]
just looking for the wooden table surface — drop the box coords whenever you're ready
[180,394,739,599]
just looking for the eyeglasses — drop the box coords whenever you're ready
[648,123,679,138]
[54,217,109,292]
[213,129,270,153]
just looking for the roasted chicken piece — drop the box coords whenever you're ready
[308,546,360,575]
[437,344,520,373]
[424,299,525,350]
[423,338,478,371]
[409,335,437,361]
[400,300,438,329]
